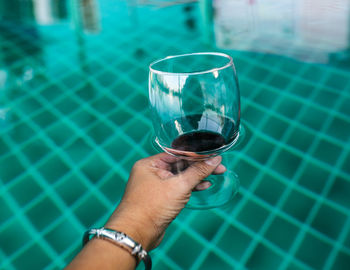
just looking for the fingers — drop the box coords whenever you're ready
[171,160,226,175]
[144,153,226,172]
[176,156,222,189]
[213,164,226,174]
[170,159,188,174]
[157,153,180,164]
[139,153,179,170]
[193,164,226,190]
[193,180,212,191]
[140,153,225,183]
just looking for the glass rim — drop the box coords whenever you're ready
[149,52,234,76]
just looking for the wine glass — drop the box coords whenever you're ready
[148,52,243,209]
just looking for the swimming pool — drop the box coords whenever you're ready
[0,0,349,269]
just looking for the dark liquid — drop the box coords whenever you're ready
[171,131,226,152]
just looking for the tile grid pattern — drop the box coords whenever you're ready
[0,2,349,270]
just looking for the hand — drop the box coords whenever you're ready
[105,153,225,250]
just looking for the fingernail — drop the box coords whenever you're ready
[194,180,212,191]
[205,156,221,166]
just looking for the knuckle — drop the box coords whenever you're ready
[193,163,210,177]
[132,159,145,170]
[133,160,142,168]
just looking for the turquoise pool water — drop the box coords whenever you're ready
[0,0,349,269]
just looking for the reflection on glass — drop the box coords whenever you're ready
[212,0,350,62]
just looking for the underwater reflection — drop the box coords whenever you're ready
[210,0,350,62]
[0,0,100,32]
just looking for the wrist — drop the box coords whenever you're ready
[105,207,157,251]
[82,227,152,270]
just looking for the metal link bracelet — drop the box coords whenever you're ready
[83,227,152,270]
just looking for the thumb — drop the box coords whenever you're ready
[178,156,222,189]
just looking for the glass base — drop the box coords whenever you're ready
[186,169,240,209]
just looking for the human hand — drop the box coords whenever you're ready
[105,153,225,251]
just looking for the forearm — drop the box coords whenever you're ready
[65,236,137,270]
[65,209,154,270]
[65,154,222,270]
